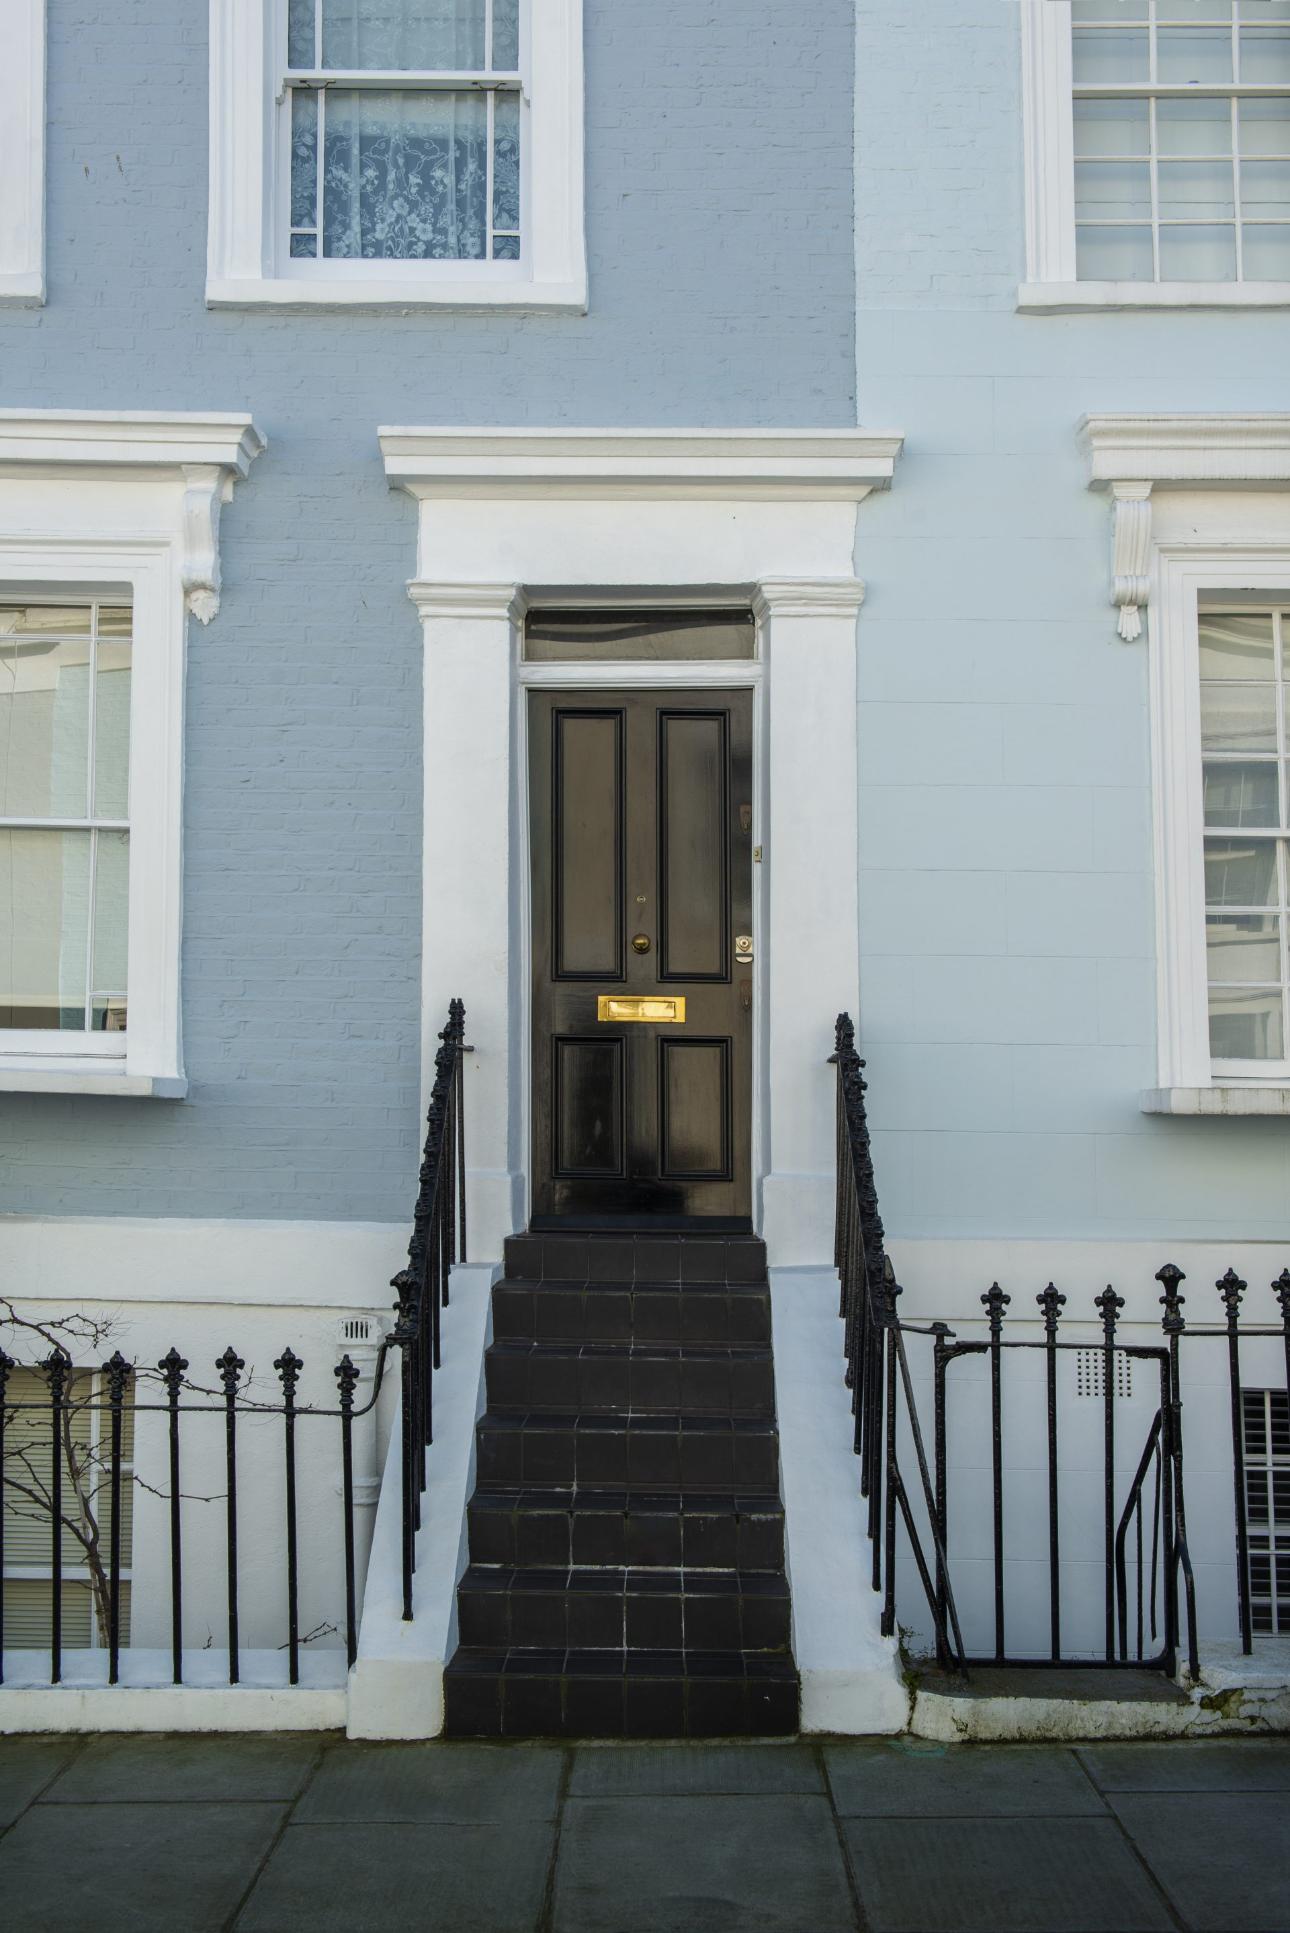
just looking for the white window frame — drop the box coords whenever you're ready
[0,410,265,1098]
[1081,412,1290,1113]
[207,0,586,310]
[1020,0,1290,312]
[0,0,46,306]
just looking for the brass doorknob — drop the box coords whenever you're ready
[631,933,652,955]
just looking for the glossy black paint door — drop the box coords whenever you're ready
[530,688,753,1221]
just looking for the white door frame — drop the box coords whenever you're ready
[378,428,904,1263]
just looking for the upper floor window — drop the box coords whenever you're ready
[0,0,45,306]
[284,0,521,265]
[207,0,585,310]
[1021,1,1290,307]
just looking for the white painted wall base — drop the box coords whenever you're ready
[0,1651,347,1733]
[346,1263,494,1740]
[769,1266,909,1735]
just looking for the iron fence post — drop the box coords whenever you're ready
[1037,1283,1066,1662]
[103,1351,131,1686]
[1216,1268,1253,1654]
[158,1347,188,1684]
[216,1346,245,1685]
[981,1283,1010,1663]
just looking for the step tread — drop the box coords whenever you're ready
[477,1410,778,1433]
[459,1565,791,1597]
[468,1486,785,1514]
[446,1646,798,1680]
[487,1339,773,1358]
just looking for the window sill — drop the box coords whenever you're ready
[1141,1086,1290,1118]
[0,1066,187,1098]
[0,272,44,307]
[205,274,587,314]
[1019,281,1290,314]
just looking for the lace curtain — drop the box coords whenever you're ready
[289,0,518,72]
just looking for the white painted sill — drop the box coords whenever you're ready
[206,274,587,313]
[1019,281,1290,313]
[1141,1086,1290,1117]
[0,1066,188,1098]
[0,272,44,307]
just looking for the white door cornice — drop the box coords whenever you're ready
[1080,414,1290,487]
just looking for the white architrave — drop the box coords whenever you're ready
[0,0,45,305]
[0,409,265,1094]
[206,0,586,311]
[1080,413,1290,1109]
[379,426,904,1264]
[1018,0,1290,313]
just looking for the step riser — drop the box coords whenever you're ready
[467,1504,785,1571]
[444,1672,797,1740]
[484,1350,775,1417]
[491,1285,771,1347]
[503,1234,767,1286]
[476,1425,779,1492]
[458,1590,791,1653]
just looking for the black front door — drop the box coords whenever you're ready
[529,688,753,1222]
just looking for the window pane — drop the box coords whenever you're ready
[323,89,487,259]
[1157,97,1233,156]
[288,0,315,65]
[492,233,520,260]
[493,0,518,66]
[1157,29,1234,83]
[1074,99,1151,157]
[320,0,486,69]
[1205,835,1279,906]
[0,604,92,638]
[1243,222,1290,274]
[92,830,129,1016]
[1076,161,1152,218]
[1203,759,1280,825]
[1199,679,1277,750]
[1076,224,1155,278]
[1071,3,1148,18]
[492,86,520,235]
[1199,611,1276,678]
[1072,30,1149,82]
[0,829,90,1028]
[291,233,318,258]
[1240,26,1290,83]
[524,608,756,663]
[93,639,131,820]
[1242,159,1290,214]
[1158,159,1236,218]
[291,88,318,232]
[1239,97,1290,156]
[1207,911,1282,981]
[1159,221,1238,277]
[0,631,90,818]
[1209,984,1284,1058]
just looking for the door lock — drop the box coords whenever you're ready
[631,933,652,954]
[735,934,754,963]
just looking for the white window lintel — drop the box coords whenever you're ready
[206,0,586,311]
[0,0,46,306]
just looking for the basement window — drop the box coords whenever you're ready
[1243,1387,1289,1633]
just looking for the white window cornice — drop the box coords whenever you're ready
[377,427,905,500]
[0,0,45,306]
[0,408,264,1095]
[206,0,586,311]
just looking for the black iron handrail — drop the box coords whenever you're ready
[389,997,468,1621]
[831,1011,1289,1678]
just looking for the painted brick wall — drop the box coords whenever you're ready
[854,1,1290,1242]
[0,1,857,1220]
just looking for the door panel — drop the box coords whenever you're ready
[530,687,752,1221]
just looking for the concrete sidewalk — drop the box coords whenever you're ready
[0,1731,1287,1931]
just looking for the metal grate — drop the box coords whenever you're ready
[1075,1347,1134,1400]
[1243,1389,1290,1635]
[337,1315,377,1347]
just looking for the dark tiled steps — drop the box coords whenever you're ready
[466,1487,786,1570]
[503,1232,768,1286]
[443,1648,799,1740]
[457,1565,792,1652]
[491,1280,772,1347]
[484,1340,775,1415]
[475,1411,780,1491]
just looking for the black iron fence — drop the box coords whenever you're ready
[831,1012,1290,1676]
[0,1000,469,1686]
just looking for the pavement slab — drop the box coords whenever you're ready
[842,1816,1177,1933]
[295,1739,565,1824]
[1078,1738,1290,1791]
[552,1792,856,1932]
[0,1800,285,1933]
[236,1820,555,1933]
[0,1737,83,1827]
[825,1740,1107,1817]
[1108,1792,1290,1932]
[568,1740,823,1796]
[39,1730,322,1804]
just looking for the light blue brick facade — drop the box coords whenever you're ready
[0,0,856,1220]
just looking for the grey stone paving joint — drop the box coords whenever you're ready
[0,1733,1287,1932]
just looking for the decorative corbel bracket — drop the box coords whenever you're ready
[181,464,233,625]
[1110,481,1153,643]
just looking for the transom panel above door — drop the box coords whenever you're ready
[529,686,753,1223]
